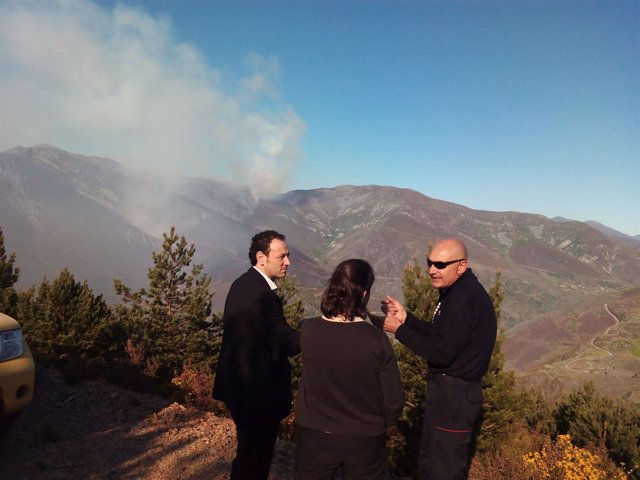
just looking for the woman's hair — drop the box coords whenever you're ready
[320,259,375,321]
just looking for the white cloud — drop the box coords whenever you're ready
[0,0,305,195]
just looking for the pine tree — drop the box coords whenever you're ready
[19,268,120,362]
[387,254,439,477]
[0,227,20,317]
[276,273,305,388]
[114,226,216,378]
[521,387,557,437]
[276,273,305,440]
[554,382,640,476]
[475,270,522,453]
[402,255,440,320]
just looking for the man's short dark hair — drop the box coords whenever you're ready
[321,259,375,321]
[249,230,286,266]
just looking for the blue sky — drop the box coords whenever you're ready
[1,1,638,235]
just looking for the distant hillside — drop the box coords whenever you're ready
[507,287,640,403]
[254,186,640,330]
[586,220,640,246]
[2,145,640,379]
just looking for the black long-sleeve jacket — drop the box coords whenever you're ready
[394,268,497,381]
[296,316,405,436]
[213,267,300,419]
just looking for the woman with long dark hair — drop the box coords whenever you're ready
[295,259,404,480]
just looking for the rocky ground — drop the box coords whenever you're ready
[0,368,295,479]
[1,368,410,479]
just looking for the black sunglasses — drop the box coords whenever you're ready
[427,258,466,269]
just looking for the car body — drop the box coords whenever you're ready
[0,312,35,424]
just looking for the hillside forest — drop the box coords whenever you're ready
[1,225,638,479]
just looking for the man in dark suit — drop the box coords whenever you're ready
[213,230,300,480]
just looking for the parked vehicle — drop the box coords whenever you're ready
[0,312,35,436]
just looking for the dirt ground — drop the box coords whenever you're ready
[0,367,295,480]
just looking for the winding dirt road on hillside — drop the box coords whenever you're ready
[564,303,620,373]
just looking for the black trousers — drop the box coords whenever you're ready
[295,426,387,480]
[230,413,280,480]
[419,374,483,480]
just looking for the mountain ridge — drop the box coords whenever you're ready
[1,145,639,382]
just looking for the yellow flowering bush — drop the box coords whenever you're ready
[522,434,629,480]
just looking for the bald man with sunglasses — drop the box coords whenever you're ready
[383,238,497,480]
